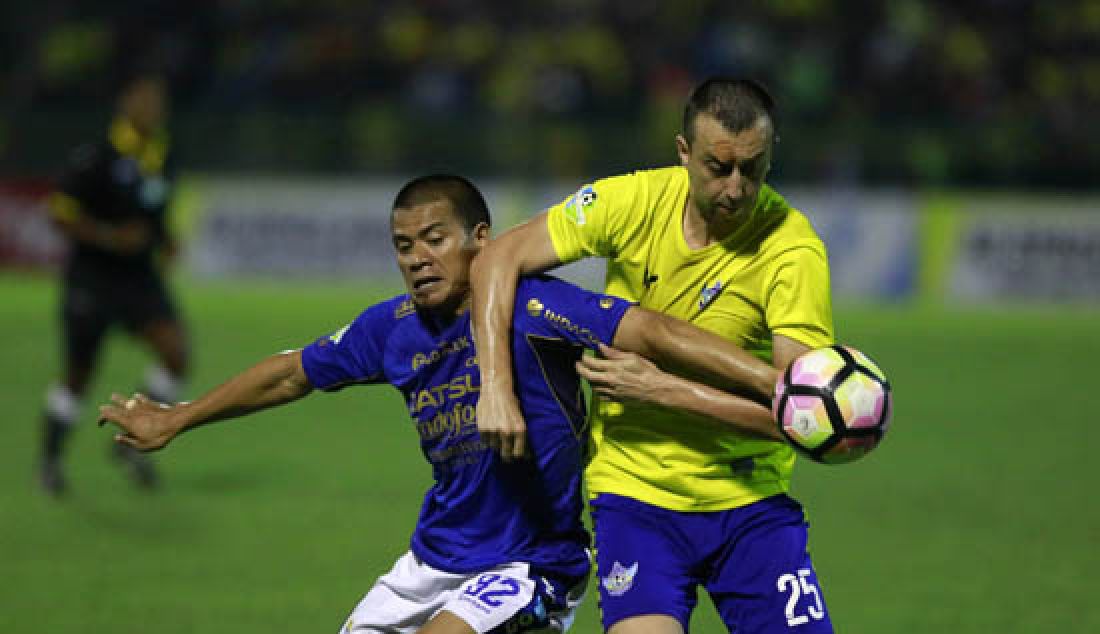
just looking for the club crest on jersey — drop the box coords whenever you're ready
[699,279,723,310]
[527,298,545,317]
[601,561,639,597]
[564,184,597,225]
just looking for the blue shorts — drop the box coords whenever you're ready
[591,493,833,633]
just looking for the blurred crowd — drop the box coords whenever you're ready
[2,0,1097,186]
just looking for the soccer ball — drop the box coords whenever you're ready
[773,345,892,464]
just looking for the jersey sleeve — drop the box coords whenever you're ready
[514,276,634,350]
[764,245,835,349]
[544,173,642,263]
[300,302,392,391]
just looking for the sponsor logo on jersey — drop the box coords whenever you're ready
[599,297,614,309]
[394,299,416,319]
[416,402,478,441]
[699,279,723,310]
[411,336,472,371]
[427,439,488,470]
[601,561,638,597]
[409,373,480,416]
[563,184,597,225]
[541,307,601,347]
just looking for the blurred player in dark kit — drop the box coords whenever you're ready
[39,74,188,495]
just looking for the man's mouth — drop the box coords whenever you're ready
[413,276,443,291]
[716,201,747,215]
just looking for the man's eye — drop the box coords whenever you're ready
[708,162,730,175]
[426,236,444,246]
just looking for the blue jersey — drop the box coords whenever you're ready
[301,275,633,581]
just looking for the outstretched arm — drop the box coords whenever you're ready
[613,307,778,398]
[577,307,782,439]
[578,345,779,440]
[469,212,563,460]
[98,350,313,451]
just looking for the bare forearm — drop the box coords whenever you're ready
[471,213,566,459]
[616,308,778,399]
[647,371,781,441]
[470,252,519,393]
[171,351,312,433]
[470,213,562,390]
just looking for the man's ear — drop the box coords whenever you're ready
[471,222,491,247]
[675,134,691,167]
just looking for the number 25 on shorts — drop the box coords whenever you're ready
[777,568,826,627]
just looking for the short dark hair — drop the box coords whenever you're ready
[682,77,776,144]
[117,73,166,98]
[392,174,492,231]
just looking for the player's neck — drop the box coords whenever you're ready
[422,294,472,329]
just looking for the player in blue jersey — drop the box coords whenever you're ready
[98,174,780,634]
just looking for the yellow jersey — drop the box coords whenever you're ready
[546,166,834,511]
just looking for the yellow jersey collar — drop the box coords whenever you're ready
[108,117,168,174]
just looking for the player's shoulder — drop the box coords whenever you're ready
[758,186,826,253]
[514,274,595,321]
[350,294,419,331]
[317,294,420,354]
[634,165,688,187]
[598,165,685,193]
[569,166,686,232]
[517,274,580,300]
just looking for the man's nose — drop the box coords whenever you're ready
[408,245,432,269]
[723,168,746,199]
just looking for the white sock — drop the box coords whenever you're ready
[46,383,81,426]
[144,364,183,403]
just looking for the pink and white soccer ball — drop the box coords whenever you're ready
[773,345,893,464]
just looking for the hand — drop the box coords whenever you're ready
[159,237,181,267]
[97,393,181,451]
[475,385,528,462]
[108,220,152,255]
[576,344,668,404]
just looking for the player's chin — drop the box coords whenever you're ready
[410,286,448,310]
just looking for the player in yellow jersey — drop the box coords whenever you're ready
[470,78,835,633]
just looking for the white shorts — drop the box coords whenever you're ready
[339,550,585,634]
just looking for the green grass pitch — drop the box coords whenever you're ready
[1,273,1097,632]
